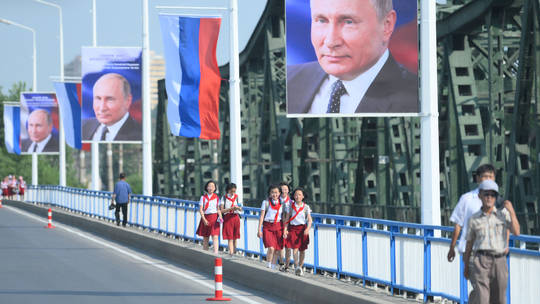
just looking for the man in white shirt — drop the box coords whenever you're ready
[287,0,418,114]
[447,164,498,262]
[21,109,58,153]
[82,73,141,141]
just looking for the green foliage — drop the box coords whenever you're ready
[125,174,142,195]
[0,82,32,181]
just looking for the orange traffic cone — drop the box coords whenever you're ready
[45,208,55,228]
[206,258,231,301]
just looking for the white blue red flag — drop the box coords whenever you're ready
[3,104,21,155]
[159,15,222,140]
[54,82,82,149]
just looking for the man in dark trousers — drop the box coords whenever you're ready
[112,173,132,227]
[464,180,520,304]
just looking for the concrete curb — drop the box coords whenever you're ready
[4,200,396,304]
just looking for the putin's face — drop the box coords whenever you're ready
[310,0,396,81]
[93,75,132,126]
[27,110,52,143]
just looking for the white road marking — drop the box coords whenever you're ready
[5,205,263,304]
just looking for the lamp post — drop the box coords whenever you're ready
[35,0,66,187]
[0,18,39,186]
[0,18,37,92]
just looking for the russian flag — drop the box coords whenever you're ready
[3,104,21,155]
[159,15,222,140]
[54,82,82,150]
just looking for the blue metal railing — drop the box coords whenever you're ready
[24,185,540,303]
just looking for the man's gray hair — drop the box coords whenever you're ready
[371,0,393,20]
[100,73,132,99]
[31,109,52,126]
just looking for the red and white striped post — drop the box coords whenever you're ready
[45,208,55,229]
[206,258,231,301]
[0,198,3,208]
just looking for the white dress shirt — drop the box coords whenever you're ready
[309,50,389,114]
[28,133,52,153]
[92,113,130,141]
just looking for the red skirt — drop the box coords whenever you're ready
[222,213,240,240]
[262,221,283,250]
[2,189,8,196]
[285,224,309,251]
[196,213,220,237]
[19,187,24,195]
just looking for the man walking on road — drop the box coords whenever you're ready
[112,173,132,227]
[447,164,497,263]
[464,180,520,304]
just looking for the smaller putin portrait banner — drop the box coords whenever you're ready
[81,47,142,143]
[286,0,419,117]
[19,92,60,154]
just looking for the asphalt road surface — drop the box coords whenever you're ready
[0,205,282,304]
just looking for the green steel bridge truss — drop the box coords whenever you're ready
[153,0,540,234]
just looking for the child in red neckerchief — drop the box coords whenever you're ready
[196,180,223,254]
[257,184,284,269]
[219,183,243,256]
[278,182,292,271]
[283,187,313,276]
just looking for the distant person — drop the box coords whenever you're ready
[258,184,285,270]
[111,173,132,227]
[447,164,501,263]
[283,188,313,276]
[1,177,8,200]
[21,109,59,153]
[196,180,223,254]
[278,182,292,271]
[18,176,26,199]
[82,73,141,141]
[287,0,418,114]
[464,180,520,304]
[219,183,243,256]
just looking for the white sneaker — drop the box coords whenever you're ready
[295,267,302,276]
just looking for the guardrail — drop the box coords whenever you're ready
[24,185,540,304]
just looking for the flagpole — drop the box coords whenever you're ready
[420,0,441,227]
[229,0,243,202]
[90,0,100,191]
[0,18,39,186]
[35,0,66,187]
[142,0,152,196]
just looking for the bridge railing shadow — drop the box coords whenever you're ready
[24,185,540,304]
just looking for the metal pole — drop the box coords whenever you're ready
[0,18,39,186]
[420,0,441,226]
[229,0,243,202]
[142,0,152,196]
[90,0,100,190]
[35,0,66,187]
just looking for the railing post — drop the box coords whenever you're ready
[424,228,434,302]
[313,216,322,273]
[183,204,188,238]
[336,219,344,279]
[507,238,514,304]
[390,225,399,295]
[460,254,467,304]
[362,221,370,287]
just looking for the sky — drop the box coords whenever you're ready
[0,0,267,94]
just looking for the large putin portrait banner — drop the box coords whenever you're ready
[81,47,142,143]
[286,0,419,117]
[19,92,59,154]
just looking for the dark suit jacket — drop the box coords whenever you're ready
[21,135,59,153]
[82,115,142,141]
[287,55,419,114]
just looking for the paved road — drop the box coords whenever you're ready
[0,206,282,304]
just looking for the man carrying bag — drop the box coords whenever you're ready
[111,173,132,227]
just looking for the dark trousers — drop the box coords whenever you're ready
[115,203,128,226]
[469,254,508,304]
